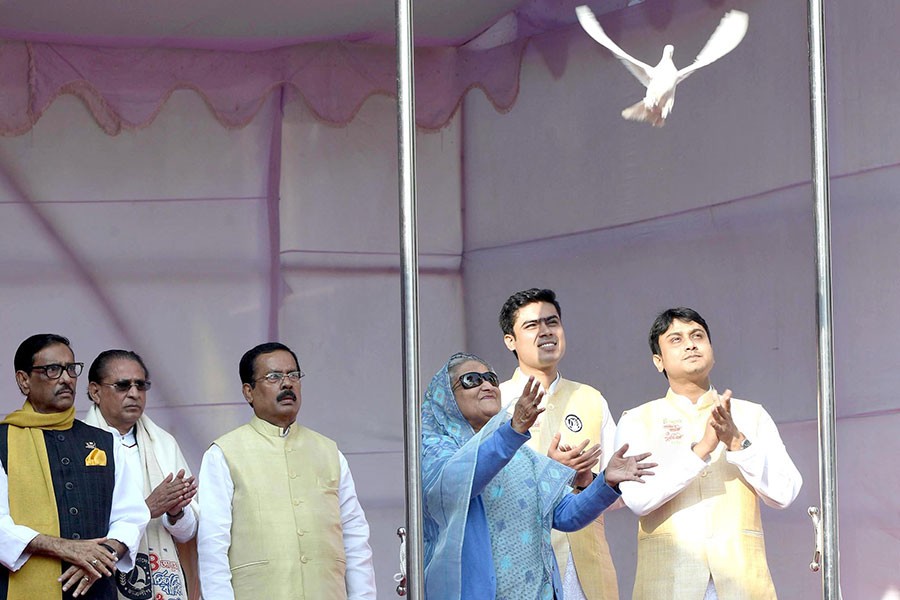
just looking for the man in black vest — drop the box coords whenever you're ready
[0,334,149,600]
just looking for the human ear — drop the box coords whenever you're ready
[14,371,29,396]
[503,334,517,352]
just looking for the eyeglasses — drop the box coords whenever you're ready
[254,370,304,385]
[101,379,152,393]
[30,363,84,379]
[454,371,499,390]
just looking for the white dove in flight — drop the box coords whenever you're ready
[575,5,749,126]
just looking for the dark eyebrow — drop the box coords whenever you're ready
[522,316,559,327]
[668,328,704,338]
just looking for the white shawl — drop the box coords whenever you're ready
[84,405,200,600]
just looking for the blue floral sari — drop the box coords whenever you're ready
[421,359,573,599]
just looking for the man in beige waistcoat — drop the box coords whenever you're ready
[499,288,620,600]
[615,307,802,599]
[196,342,375,600]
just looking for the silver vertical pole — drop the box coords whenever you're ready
[807,0,841,597]
[396,0,424,597]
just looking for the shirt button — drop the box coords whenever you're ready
[289,471,297,479]
[72,533,81,539]
[547,404,555,410]
[297,531,305,537]
[65,482,75,490]
[61,457,71,466]
[57,434,66,442]
[300,556,308,564]
[293,499,301,506]
[69,507,79,515]
[700,470,709,478]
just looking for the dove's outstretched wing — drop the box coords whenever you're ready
[576,5,654,86]
[676,10,749,82]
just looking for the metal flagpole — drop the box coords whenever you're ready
[395,0,424,597]
[806,0,841,597]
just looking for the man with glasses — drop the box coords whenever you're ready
[84,349,199,600]
[197,342,375,600]
[499,289,620,600]
[0,334,149,600]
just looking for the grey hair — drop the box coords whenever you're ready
[447,352,493,381]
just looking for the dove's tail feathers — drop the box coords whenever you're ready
[679,9,749,81]
[621,100,666,127]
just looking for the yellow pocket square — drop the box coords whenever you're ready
[85,448,107,466]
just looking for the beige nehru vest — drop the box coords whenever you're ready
[214,417,346,600]
[628,389,776,600]
[502,370,618,600]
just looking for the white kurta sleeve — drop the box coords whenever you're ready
[108,442,151,572]
[725,408,802,508]
[163,503,198,543]
[614,409,707,516]
[0,462,39,571]
[0,439,149,572]
[598,396,617,472]
[197,445,236,600]
[337,452,376,600]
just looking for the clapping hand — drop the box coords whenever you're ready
[146,469,197,520]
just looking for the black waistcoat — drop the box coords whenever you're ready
[0,420,116,600]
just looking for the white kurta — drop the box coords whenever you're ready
[197,429,376,600]
[106,427,198,543]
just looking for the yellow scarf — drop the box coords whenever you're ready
[2,401,75,600]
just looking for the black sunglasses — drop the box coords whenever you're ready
[455,371,499,390]
[101,379,152,392]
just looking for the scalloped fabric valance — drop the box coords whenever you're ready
[0,37,534,135]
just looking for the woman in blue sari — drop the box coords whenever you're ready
[422,352,654,600]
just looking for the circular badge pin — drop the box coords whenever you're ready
[117,552,152,599]
[564,414,583,433]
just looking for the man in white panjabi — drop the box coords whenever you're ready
[197,342,375,600]
[615,307,803,599]
[499,288,620,600]
[84,349,199,600]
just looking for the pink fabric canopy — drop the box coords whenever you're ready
[0,0,622,135]
[0,39,530,134]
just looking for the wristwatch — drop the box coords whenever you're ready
[740,438,752,450]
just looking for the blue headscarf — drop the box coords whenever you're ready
[421,355,574,600]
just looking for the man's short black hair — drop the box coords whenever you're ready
[649,307,711,356]
[499,288,562,336]
[14,334,71,373]
[88,349,150,383]
[239,342,300,387]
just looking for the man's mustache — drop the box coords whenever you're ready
[278,390,297,402]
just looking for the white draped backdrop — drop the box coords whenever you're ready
[1,0,898,597]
